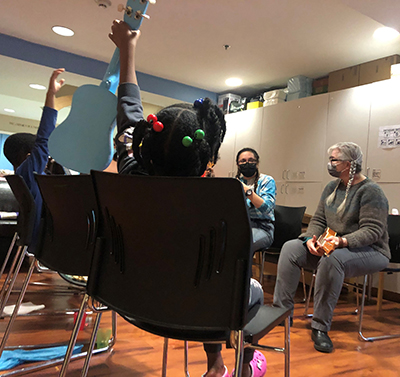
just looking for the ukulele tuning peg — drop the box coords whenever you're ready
[148,0,156,4]
[117,4,125,12]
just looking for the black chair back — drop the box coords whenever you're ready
[0,179,19,213]
[270,205,306,251]
[388,214,400,264]
[34,174,97,276]
[5,175,36,247]
[89,171,252,341]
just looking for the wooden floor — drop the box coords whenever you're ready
[0,268,399,377]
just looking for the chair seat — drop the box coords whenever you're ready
[121,314,231,343]
[244,305,291,344]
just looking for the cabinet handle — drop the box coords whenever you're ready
[366,167,370,178]
[286,170,290,180]
[280,184,284,194]
[285,184,289,195]
[282,170,286,180]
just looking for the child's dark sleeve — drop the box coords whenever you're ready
[117,83,143,133]
[17,106,57,190]
[115,83,146,175]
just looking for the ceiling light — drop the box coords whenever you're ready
[373,27,399,42]
[52,26,75,37]
[4,108,15,113]
[225,78,243,87]
[29,84,47,90]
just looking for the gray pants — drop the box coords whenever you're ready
[273,239,389,332]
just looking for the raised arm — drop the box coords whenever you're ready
[109,19,140,85]
[44,68,65,110]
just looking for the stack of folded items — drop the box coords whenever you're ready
[263,89,287,107]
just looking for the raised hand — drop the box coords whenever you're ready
[45,68,65,109]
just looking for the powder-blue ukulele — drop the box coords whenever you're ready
[49,0,153,174]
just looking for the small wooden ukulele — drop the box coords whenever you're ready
[49,0,154,174]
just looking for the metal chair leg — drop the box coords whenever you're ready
[0,245,26,314]
[59,293,90,377]
[161,337,168,377]
[81,312,103,377]
[0,232,18,279]
[233,330,244,377]
[184,341,189,377]
[284,316,290,377]
[259,251,266,283]
[0,256,35,358]
[358,274,400,342]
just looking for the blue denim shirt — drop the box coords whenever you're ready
[240,173,276,223]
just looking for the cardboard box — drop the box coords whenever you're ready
[218,93,241,114]
[246,101,263,110]
[312,85,328,95]
[328,65,360,92]
[359,55,400,86]
[312,76,329,88]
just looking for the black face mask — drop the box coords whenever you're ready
[327,162,349,177]
[239,162,257,177]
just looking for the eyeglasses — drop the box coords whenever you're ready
[238,158,257,164]
[329,158,344,165]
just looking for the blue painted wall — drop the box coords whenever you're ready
[0,33,217,104]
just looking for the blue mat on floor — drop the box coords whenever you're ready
[0,344,84,370]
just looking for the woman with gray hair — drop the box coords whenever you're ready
[272,142,390,353]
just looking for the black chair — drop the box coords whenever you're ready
[0,178,19,275]
[358,214,400,342]
[256,205,306,282]
[0,175,35,316]
[0,175,116,376]
[81,171,291,376]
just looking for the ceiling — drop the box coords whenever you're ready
[1,0,400,122]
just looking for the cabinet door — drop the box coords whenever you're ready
[275,180,287,206]
[284,94,329,182]
[214,108,263,178]
[260,94,329,182]
[213,113,237,177]
[283,182,322,215]
[259,102,293,181]
[367,79,400,183]
[324,86,372,186]
[233,108,263,153]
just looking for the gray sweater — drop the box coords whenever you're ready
[301,178,390,259]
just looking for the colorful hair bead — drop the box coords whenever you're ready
[194,129,205,140]
[182,136,193,147]
[194,98,204,108]
[147,114,164,132]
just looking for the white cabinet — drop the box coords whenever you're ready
[260,94,329,183]
[275,181,322,215]
[366,79,400,183]
[214,108,263,178]
[324,85,372,186]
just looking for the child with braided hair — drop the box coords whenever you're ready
[273,141,390,354]
[109,19,266,377]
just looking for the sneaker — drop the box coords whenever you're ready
[230,350,267,377]
[249,350,267,377]
[201,365,229,377]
